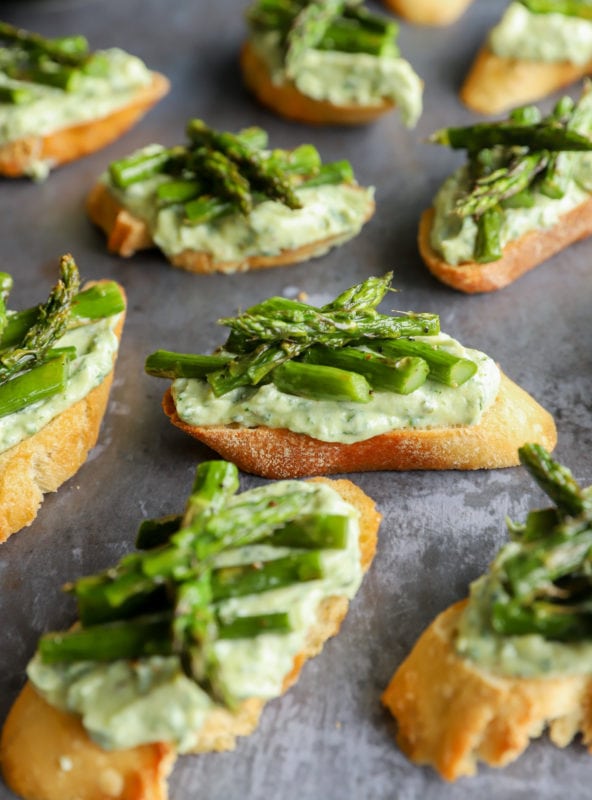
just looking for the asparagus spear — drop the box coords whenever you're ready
[190,148,253,215]
[0,254,79,382]
[0,85,34,104]
[474,207,503,263]
[0,22,89,67]
[519,0,592,18]
[285,0,345,77]
[519,443,590,516]
[0,354,67,418]
[211,551,324,600]
[218,612,292,639]
[272,360,372,402]
[363,338,477,387]
[145,350,231,380]
[430,120,592,153]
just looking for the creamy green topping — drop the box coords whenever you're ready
[250,30,423,127]
[0,48,152,174]
[456,571,592,678]
[430,162,590,265]
[172,334,500,443]
[28,480,362,751]
[0,315,120,455]
[490,2,592,64]
[105,150,374,268]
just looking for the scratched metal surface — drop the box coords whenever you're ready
[0,0,591,797]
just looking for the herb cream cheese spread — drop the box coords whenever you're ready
[105,147,374,266]
[171,334,500,443]
[28,480,362,751]
[0,315,121,455]
[250,30,423,127]
[490,3,592,66]
[456,573,592,678]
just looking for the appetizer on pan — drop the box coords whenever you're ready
[420,90,592,293]
[0,21,168,179]
[383,0,474,27]
[462,0,592,114]
[87,120,375,274]
[0,256,126,543]
[241,0,423,126]
[383,444,592,780]
[146,273,556,478]
[0,460,381,800]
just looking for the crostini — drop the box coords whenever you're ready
[241,0,423,126]
[87,119,375,274]
[383,444,592,780]
[0,255,126,543]
[420,89,592,293]
[0,460,381,800]
[0,20,168,179]
[461,1,592,114]
[146,273,556,478]
[383,0,473,27]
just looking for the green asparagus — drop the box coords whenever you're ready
[519,0,592,18]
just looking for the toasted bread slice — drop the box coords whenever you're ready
[86,181,375,274]
[161,371,557,479]
[240,41,395,125]
[383,0,473,26]
[461,46,592,115]
[382,600,592,781]
[0,478,380,800]
[418,198,592,293]
[0,288,125,544]
[0,72,169,178]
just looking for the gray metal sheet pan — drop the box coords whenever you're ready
[0,0,591,797]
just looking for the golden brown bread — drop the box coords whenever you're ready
[0,289,125,544]
[383,0,473,26]
[461,46,592,115]
[0,72,169,178]
[240,41,395,125]
[382,600,592,781]
[86,180,375,273]
[418,200,592,293]
[0,478,380,800]
[161,371,557,479]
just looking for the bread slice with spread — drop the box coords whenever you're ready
[87,119,375,274]
[0,461,381,800]
[0,256,126,543]
[382,0,473,26]
[419,88,592,293]
[241,0,423,126]
[461,1,592,114]
[146,273,556,478]
[382,444,592,780]
[0,21,168,179]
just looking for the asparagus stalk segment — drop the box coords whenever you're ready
[518,0,592,19]
[211,551,325,600]
[136,515,183,550]
[272,360,372,402]
[0,354,67,418]
[430,121,592,153]
[145,350,231,380]
[218,612,292,639]
[0,22,89,67]
[364,338,477,387]
[0,85,34,104]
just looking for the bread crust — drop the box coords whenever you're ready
[86,181,375,274]
[382,0,473,26]
[240,41,395,125]
[381,600,592,781]
[0,289,125,544]
[0,72,169,178]
[0,478,380,800]
[161,371,557,479]
[418,199,592,293]
[461,46,592,115]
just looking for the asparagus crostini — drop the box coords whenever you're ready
[419,88,592,292]
[87,119,375,274]
[0,255,126,543]
[146,273,556,478]
[381,0,474,27]
[0,460,381,800]
[461,0,592,114]
[0,21,168,179]
[241,0,423,126]
[383,445,592,780]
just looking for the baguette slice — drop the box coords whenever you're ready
[0,478,381,800]
[240,41,395,125]
[161,371,557,479]
[382,0,473,26]
[418,199,592,293]
[0,286,125,544]
[86,181,375,274]
[0,72,169,178]
[382,600,592,781]
[461,45,592,115]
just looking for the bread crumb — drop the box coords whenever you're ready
[335,721,342,729]
[99,768,124,797]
